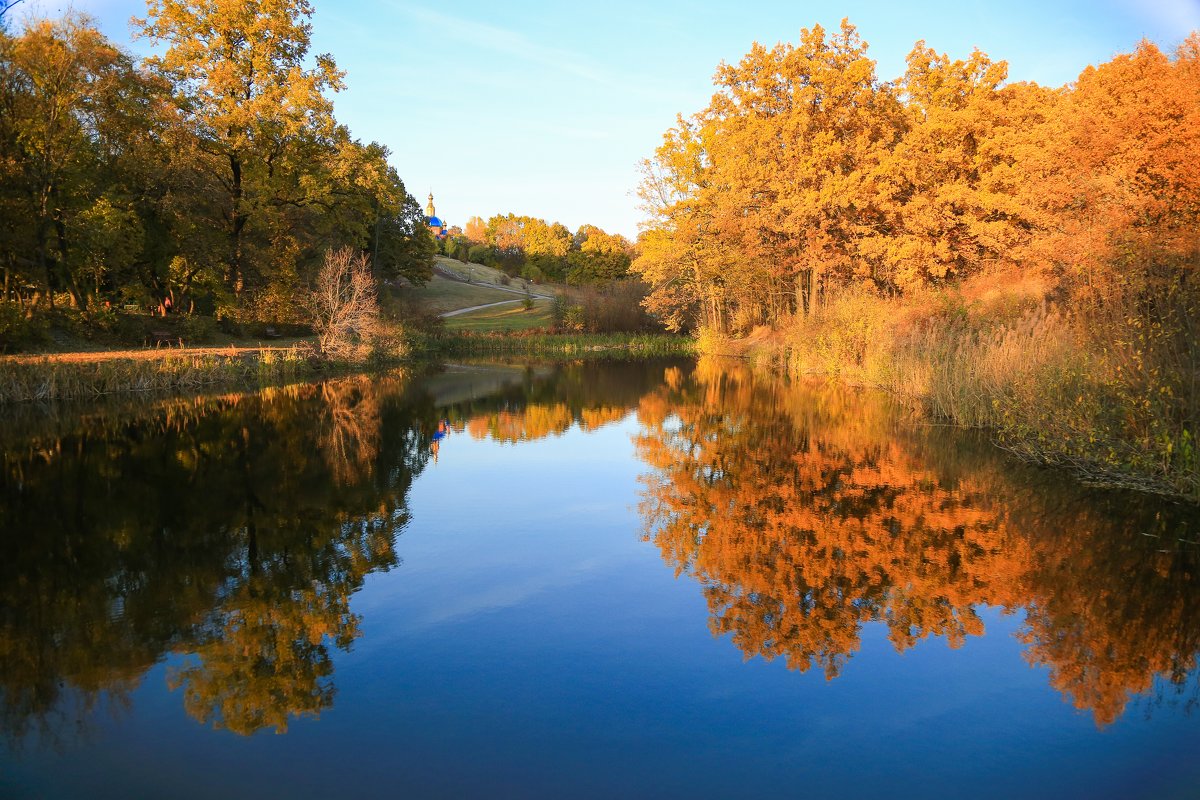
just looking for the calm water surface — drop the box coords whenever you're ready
[2,357,1198,798]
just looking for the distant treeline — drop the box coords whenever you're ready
[0,4,434,328]
[442,214,634,286]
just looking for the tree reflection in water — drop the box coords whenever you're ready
[0,373,427,743]
[0,359,680,745]
[635,358,1200,727]
[2,356,1197,749]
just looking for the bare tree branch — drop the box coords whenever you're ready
[311,247,378,359]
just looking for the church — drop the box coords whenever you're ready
[425,192,449,242]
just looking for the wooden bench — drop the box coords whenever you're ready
[263,326,282,339]
[148,330,182,348]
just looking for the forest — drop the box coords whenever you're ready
[447,214,634,286]
[0,3,435,345]
[634,20,1200,498]
[0,1,653,351]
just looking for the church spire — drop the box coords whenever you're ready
[425,191,436,218]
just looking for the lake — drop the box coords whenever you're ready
[2,357,1198,798]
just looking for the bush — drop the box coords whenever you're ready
[750,279,1199,499]
[467,244,488,263]
[0,301,50,352]
[311,247,379,359]
[551,280,661,334]
[179,315,219,343]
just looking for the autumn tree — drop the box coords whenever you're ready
[135,0,344,299]
[1022,36,1200,302]
[483,213,572,279]
[566,224,632,284]
[633,21,904,331]
[632,118,716,331]
[869,43,1026,289]
[0,14,160,308]
[464,215,487,244]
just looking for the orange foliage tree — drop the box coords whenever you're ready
[636,359,1200,725]
[634,22,1200,336]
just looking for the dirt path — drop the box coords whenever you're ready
[440,295,551,318]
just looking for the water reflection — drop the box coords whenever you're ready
[2,356,1199,757]
[0,374,425,744]
[635,358,1200,727]
[0,360,680,747]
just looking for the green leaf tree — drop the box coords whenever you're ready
[135,0,344,299]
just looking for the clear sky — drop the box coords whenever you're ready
[20,0,1200,238]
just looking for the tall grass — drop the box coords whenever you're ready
[744,282,1199,500]
[0,347,318,404]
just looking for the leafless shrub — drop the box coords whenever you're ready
[312,248,379,359]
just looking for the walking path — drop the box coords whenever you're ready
[439,291,552,318]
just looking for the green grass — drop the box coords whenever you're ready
[403,275,520,315]
[443,299,554,332]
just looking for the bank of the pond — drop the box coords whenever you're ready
[0,346,360,404]
[0,334,697,404]
[432,332,695,358]
[708,290,1199,502]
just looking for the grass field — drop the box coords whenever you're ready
[443,299,554,332]
[404,275,525,315]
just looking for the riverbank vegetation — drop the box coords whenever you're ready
[634,21,1200,498]
[0,346,315,403]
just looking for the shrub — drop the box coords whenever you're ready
[552,280,660,333]
[179,315,219,343]
[311,247,379,360]
[0,301,49,352]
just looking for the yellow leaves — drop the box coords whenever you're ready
[137,0,340,148]
[639,17,1200,334]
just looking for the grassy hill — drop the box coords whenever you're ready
[397,256,557,325]
[407,276,522,315]
[442,299,554,332]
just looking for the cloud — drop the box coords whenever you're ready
[1121,0,1200,35]
[388,2,613,86]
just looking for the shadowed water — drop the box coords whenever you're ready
[1,357,1198,798]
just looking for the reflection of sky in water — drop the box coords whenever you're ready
[2,363,1199,799]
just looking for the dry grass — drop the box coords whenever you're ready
[738,278,1199,500]
[0,346,316,404]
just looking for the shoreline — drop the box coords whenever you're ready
[0,333,696,404]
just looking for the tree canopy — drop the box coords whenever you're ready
[633,21,1200,334]
[0,5,433,324]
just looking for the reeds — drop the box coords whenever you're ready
[0,347,314,404]
[739,286,1199,500]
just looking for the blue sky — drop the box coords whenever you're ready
[22,0,1200,238]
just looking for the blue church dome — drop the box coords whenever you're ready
[428,216,443,227]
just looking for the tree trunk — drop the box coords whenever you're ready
[51,190,85,309]
[229,151,245,296]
